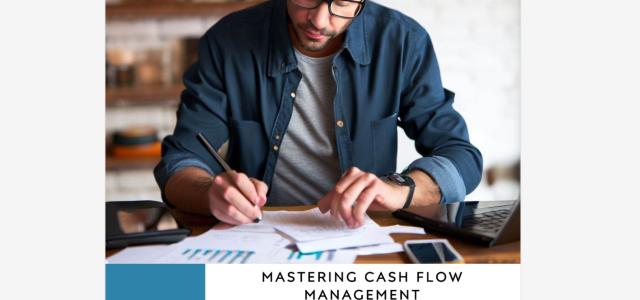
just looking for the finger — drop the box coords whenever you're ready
[249,178,269,207]
[222,186,263,223]
[330,167,364,219]
[229,171,260,206]
[352,183,380,227]
[330,190,343,222]
[335,167,364,193]
[210,200,253,225]
[338,173,377,227]
[213,175,263,222]
[317,191,333,213]
[208,186,253,225]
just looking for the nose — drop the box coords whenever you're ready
[307,2,331,30]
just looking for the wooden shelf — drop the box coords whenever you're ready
[107,1,265,19]
[106,84,183,106]
[106,1,265,170]
[105,136,162,171]
[107,155,161,171]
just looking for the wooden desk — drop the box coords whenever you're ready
[107,206,520,264]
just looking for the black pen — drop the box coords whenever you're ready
[197,132,262,223]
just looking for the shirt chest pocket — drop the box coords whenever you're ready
[228,119,268,178]
[370,113,399,174]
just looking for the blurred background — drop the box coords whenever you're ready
[105,0,520,202]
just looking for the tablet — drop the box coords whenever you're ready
[106,201,190,249]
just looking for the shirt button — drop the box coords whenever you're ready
[273,145,279,151]
[336,120,344,128]
[275,134,280,140]
[290,92,296,98]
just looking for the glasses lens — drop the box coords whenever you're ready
[330,1,363,18]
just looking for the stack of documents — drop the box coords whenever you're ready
[107,208,425,264]
[266,208,394,253]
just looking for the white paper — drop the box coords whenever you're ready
[226,221,276,233]
[380,225,426,235]
[270,208,379,242]
[160,231,291,264]
[178,230,288,251]
[107,208,409,264]
[351,242,404,256]
[252,247,360,264]
[163,248,264,264]
[295,230,394,253]
[106,245,174,264]
[155,229,359,264]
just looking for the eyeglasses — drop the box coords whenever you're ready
[290,0,366,19]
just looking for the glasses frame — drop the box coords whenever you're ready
[290,0,366,19]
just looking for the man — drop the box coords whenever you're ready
[154,0,482,228]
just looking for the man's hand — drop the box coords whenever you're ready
[317,167,409,228]
[207,171,268,225]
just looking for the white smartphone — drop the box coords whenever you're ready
[404,239,464,264]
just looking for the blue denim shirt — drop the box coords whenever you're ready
[154,0,483,205]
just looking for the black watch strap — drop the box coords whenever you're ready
[382,173,416,209]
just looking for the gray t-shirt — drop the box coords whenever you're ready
[268,49,343,205]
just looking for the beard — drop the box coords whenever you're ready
[293,21,339,51]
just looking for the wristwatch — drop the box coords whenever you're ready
[381,173,415,209]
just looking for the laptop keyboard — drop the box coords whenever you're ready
[461,208,511,233]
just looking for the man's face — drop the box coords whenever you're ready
[286,1,354,55]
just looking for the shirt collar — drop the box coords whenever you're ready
[342,3,371,66]
[268,0,371,77]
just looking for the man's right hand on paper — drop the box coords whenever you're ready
[208,171,267,225]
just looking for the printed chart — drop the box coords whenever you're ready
[167,246,357,264]
[283,249,336,263]
[179,248,255,264]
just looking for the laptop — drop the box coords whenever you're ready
[392,200,520,247]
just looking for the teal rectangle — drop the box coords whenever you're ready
[106,264,204,300]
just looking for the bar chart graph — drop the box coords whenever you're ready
[180,248,255,264]
[151,230,359,264]
[282,249,337,263]
[170,247,349,264]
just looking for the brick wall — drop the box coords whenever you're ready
[106,16,219,202]
[105,0,520,202]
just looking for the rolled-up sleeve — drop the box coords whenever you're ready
[404,155,466,204]
[399,29,483,204]
[153,29,230,203]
